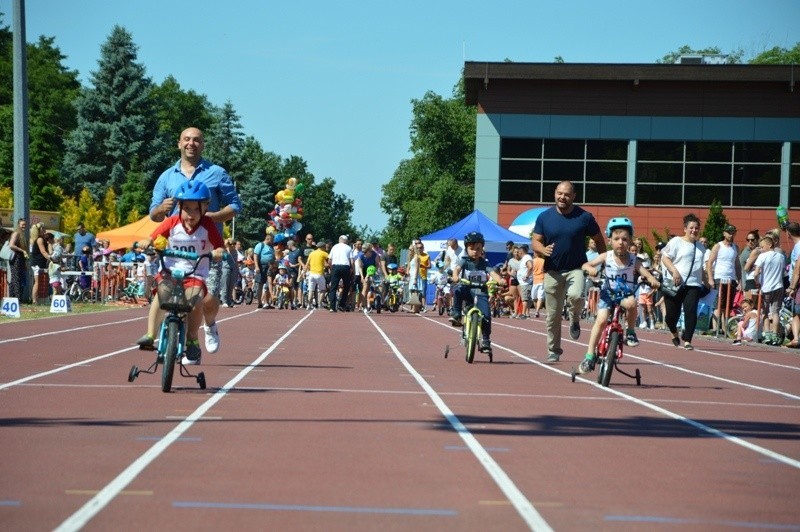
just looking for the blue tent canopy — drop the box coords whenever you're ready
[420,210,529,266]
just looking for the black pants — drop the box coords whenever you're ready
[664,285,701,342]
[328,265,351,311]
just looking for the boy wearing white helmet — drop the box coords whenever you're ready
[576,217,660,374]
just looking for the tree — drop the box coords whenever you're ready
[117,168,149,223]
[302,176,356,243]
[0,18,80,209]
[61,25,163,199]
[204,101,246,182]
[658,45,744,64]
[381,82,476,247]
[101,187,120,231]
[703,199,729,245]
[750,43,800,64]
[150,75,216,176]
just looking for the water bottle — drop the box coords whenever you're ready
[776,206,790,229]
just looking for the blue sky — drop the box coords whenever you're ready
[3,0,799,231]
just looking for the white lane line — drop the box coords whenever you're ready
[481,319,800,401]
[0,346,140,391]
[0,313,255,390]
[366,314,553,532]
[0,316,145,344]
[54,311,313,532]
[489,340,800,471]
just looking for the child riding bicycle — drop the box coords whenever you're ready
[136,180,225,365]
[448,231,507,352]
[576,217,660,374]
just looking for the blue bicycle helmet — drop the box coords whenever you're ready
[175,180,211,202]
[605,216,634,238]
[387,263,398,270]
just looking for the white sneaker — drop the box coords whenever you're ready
[203,323,220,353]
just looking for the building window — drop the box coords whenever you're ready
[790,143,800,207]
[636,141,782,207]
[499,139,627,204]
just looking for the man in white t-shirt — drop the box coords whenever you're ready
[516,244,533,319]
[327,235,353,312]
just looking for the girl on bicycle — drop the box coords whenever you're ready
[576,218,660,374]
[448,231,507,352]
[135,180,225,365]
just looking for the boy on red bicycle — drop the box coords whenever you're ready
[576,217,660,374]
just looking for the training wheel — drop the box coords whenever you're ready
[197,372,206,390]
[635,368,641,386]
[444,345,449,359]
[128,365,139,382]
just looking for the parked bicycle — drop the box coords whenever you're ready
[64,275,92,303]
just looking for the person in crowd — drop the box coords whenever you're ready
[442,238,464,272]
[633,237,652,269]
[576,217,660,374]
[7,218,29,300]
[660,213,712,350]
[305,240,329,309]
[732,298,758,346]
[254,232,276,309]
[73,223,96,269]
[785,223,800,347]
[356,242,383,313]
[753,235,787,345]
[29,223,52,304]
[78,245,93,291]
[706,224,742,332]
[739,230,760,293]
[149,126,241,355]
[505,245,521,318]
[516,244,533,319]
[530,252,545,319]
[136,180,225,365]
[405,242,421,313]
[415,241,431,312]
[448,231,507,353]
[285,239,302,308]
[350,239,364,311]
[382,243,399,278]
[327,235,352,312]
[49,235,66,295]
[531,180,606,363]
[120,242,146,263]
[219,238,238,308]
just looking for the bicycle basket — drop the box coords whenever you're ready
[156,274,194,313]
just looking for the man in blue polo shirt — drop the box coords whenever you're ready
[532,180,606,364]
[149,127,241,356]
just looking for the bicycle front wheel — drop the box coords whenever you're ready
[245,288,254,305]
[598,330,619,387]
[465,312,479,364]
[233,288,244,305]
[161,320,179,393]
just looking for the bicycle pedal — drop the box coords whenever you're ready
[138,344,155,351]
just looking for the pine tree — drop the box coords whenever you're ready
[204,101,245,181]
[60,25,163,200]
[703,199,729,244]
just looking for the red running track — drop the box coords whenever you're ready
[0,305,798,531]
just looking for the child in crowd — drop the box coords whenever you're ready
[637,270,656,329]
[136,180,224,365]
[732,298,758,346]
[448,231,507,354]
[272,263,293,308]
[576,217,661,375]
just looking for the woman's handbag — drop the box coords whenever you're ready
[661,276,680,298]
[0,240,12,261]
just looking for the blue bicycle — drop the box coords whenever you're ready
[128,248,214,392]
